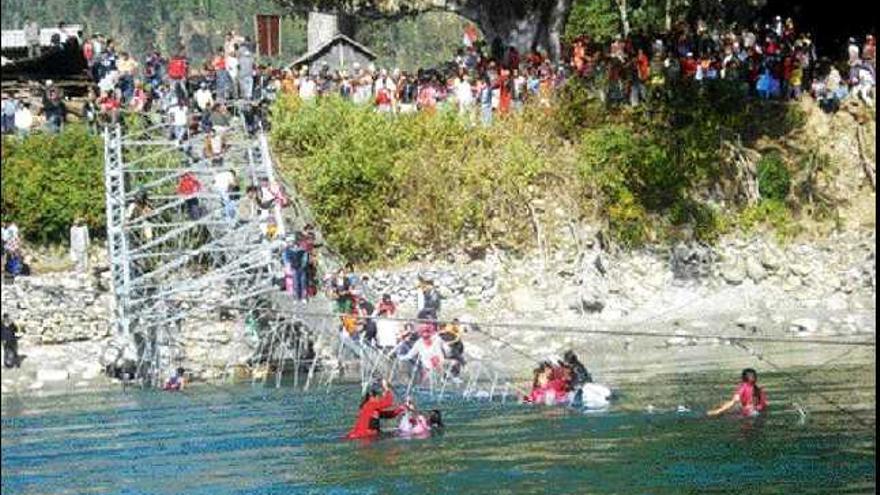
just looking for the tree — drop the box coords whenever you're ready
[274,0,575,62]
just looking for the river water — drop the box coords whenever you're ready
[1,366,874,494]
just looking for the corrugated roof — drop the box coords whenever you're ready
[290,34,377,68]
[1,26,82,50]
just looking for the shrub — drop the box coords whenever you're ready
[757,152,791,202]
[271,96,559,264]
[1,125,105,244]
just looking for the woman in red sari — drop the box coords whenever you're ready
[346,379,407,439]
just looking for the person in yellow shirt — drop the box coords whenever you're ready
[439,318,466,379]
[789,61,803,100]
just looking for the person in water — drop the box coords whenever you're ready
[347,378,407,439]
[562,350,592,387]
[163,367,186,391]
[523,361,569,405]
[397,397,444,437]
[708,368,768,417]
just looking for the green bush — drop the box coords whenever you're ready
[1,125,105,244]
[271,95,558,264]
[757,152,792,202]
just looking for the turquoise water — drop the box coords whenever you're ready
[1,368,875,494]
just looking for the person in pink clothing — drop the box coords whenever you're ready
[523,362,569,405]
[397,397,444,438]
[708,368,768,417]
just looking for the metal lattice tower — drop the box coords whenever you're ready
[102,116,520,401]
[103,117,289,384]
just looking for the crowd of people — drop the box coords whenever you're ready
[325,270,468,383]
[566,17,875,110]
[1,14,873,139]
[523,351,593,405]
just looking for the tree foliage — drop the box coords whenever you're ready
[565,0,619,43]
[1,125,105,244]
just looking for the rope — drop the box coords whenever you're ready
[159,301,877,348]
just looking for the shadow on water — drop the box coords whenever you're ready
[1,365,875,495]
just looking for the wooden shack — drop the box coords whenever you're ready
[290,34,376,75]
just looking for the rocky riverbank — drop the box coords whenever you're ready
[1,229,875,396]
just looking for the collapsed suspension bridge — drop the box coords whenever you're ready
[99,114,875,418]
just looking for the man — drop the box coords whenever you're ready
[194,82,213,112]
[1,221,19,261]
[455,73,474,116]
[1,94,17,134]
[1,314,20,369]
[42,85,66,133]
[167,98,188,141]
[298,73,317,101]
[14,101,33,136]
[418,277,441,317]
[116,52,139,102]
[238,41,255,101]
[24,18,41,58]
[237,186,259,223]
[69,217,90,272]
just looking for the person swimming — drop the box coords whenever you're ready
[707,368,768,417]
[346,378,407,439]
[163,367,186,391]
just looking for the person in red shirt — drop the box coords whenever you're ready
[681,52,698,79]
[707,368,768,417]
[346,379,406,439]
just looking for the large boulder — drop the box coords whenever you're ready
[720,256,746,285]
[670,243,715,280]
[745,256,768,282]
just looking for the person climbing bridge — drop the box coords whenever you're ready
[707,368,768,417]
[398,320,445,383]
[346,378,406,439]
[439,318,466,379]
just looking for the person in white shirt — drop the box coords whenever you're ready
[168,100,188,141]
[455,74,474,115]
[213,169,237,220]
[299,75,317,100]
[14,102,33,136]
[69,218,90,272]
[194,83,213,112]
[225,54,239,99]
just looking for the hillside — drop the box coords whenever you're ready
[270,85,876,267]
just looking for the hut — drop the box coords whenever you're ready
[290,33,376,76]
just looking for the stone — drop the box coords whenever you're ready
[509,287,543,314]
[789,318,819,334]
[760,244,784,271]
[745,256,767,282]
[790,263,811,277]
[721,257,746,285]
[36,369,69,382]
[825,293,849,312]
[782,274,803,291]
